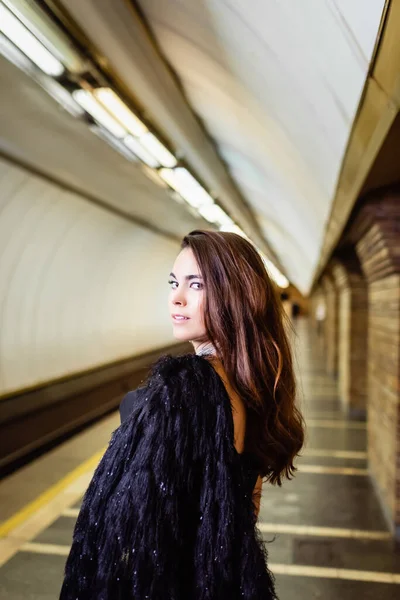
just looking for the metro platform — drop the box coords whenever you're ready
[0,319,399,599]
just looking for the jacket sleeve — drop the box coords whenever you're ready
[119,389,137,423]
[60,353,276,600]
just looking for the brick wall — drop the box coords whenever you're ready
[352,194,400,535]
[321,274,338,377]
[331,256,368,417]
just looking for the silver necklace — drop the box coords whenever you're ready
[195,341,218,357]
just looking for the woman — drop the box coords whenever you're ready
[60,230,304,599]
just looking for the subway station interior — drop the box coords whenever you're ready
[0,0,400,598]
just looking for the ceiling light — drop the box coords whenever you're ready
[139,133,177,168]
[159,168,214,208]
[141,165,168,188]
[36,76,84,117]
[0,3,64,76]
[220,224,289,287]
[219,223,248,238]
[198,204,234,227]
[90,126,140,162]
[123,135,160,168]
[73,89,126,138]
[2,0,84,73]
[0,31,83,117]
[259,252,289,288]
[0,30,33,72]
[94,88,148,136]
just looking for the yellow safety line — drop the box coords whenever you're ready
[0,448,105,539]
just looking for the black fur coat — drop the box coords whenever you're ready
[60,353,277,599]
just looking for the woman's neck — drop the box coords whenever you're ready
[193,340,218,357]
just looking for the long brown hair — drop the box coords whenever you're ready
[182,230,304,485]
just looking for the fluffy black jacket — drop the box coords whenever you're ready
[60,353,277,599]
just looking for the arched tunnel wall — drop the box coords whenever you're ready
[0,157,180,398]
[0,158,186,472]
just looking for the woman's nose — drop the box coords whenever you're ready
[173,292,186,306]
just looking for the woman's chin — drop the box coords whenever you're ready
[172,328,192,342]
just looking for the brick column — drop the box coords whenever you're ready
[309,286,323,326]
[321,273,338,377]
[331,254,368,418]
[353,194,400,538]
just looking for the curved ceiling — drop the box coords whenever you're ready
[9,0,385,293]
[137,0,385,291]
[0,55,205,239]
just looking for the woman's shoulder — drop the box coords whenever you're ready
[119,389,139,423]
[119,352,222,423]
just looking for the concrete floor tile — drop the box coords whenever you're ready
[0,552,65,599]
[274,574,398,600]
[33,517,75,546]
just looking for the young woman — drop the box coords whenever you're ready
[60,230,304,600]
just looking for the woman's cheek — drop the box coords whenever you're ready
[198,295,206,330]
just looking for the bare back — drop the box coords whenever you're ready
[210,358,263,517]
[210,360,247,454]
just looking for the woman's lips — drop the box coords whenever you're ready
[172,314,190,322]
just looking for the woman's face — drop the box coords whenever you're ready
[168,248,207,346]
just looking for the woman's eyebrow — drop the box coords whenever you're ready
[169,272,202,280]
[187,274,203,280]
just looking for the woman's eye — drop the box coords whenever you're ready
[168,280,178,289]
[191,282,203,290]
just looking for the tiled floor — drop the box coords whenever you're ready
[263,319,400,598]
[1,318,399,598]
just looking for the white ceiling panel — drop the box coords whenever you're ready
[56,0,284,268]
[0,0,384,291]
[138,0,385,291]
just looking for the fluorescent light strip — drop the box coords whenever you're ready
[90,126,139,162]
[159,168,214,208]
[3,0,84,73]
[94,88,148,136]
[198,203,233,227]
[37,76,84,117]
[0,30,33,72]
[141,165,168,188]
[0,31,82,118]
[0,3,64,76]
[95,89,176,167]
[0,3,288,291]
[260,252,289,288]
[73,89,126,139]
[139,133,177,168]
[123,135,159,168]
[0,4,288,290]
[219,223,248,238]
[219,225,289,288]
